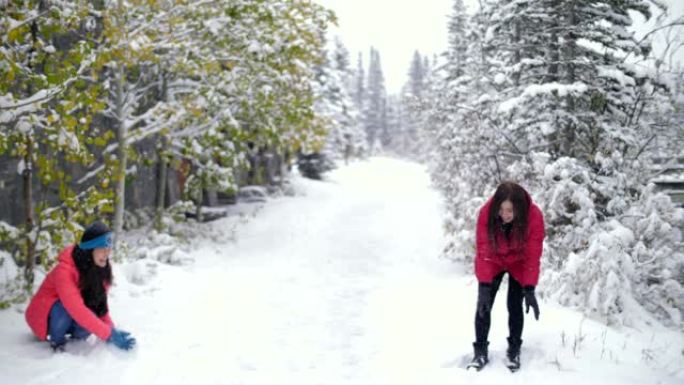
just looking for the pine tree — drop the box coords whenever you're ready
[364,48,387,152]
[399,51,429,157]
[446,0,468,81]
[383,95,403,152]
[408,51,425,99]
[353,53,365,114]
[315,38,366,164]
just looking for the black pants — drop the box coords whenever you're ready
[475,271,524,345]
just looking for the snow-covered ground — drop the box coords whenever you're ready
[1,157,682,385]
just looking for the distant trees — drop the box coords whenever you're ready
[363,48,387,152]
[315,38,366,164]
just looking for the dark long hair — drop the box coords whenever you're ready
[487,181,529,252]
[72,246,112,317]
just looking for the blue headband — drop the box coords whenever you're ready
[79,232,113,250]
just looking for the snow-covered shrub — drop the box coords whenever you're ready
[512,155,684,328]
[146,245,192,266]
[238,186,268,203]
[123,208,154,231]
[534,156,598,271]
[0,250,26,308]
[442,195,485,264]
[546,220,637,326]
[626,186,684,327]
[123,259,159,286]
[127,231,193,266]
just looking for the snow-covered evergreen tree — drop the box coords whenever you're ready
[364,48,387,152]
[383,95,403,153]
[397,51,435,158]
[408,51,426,99]
[315,38,366,164]
[445,0,468,82]
[352,53,365,116]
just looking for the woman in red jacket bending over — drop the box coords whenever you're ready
[25,221,136,352]
[467,182,545,372]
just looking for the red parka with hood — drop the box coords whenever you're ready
[25,245,114,341]
[475,190,545,287]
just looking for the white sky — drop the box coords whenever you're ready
[316,0,684,95]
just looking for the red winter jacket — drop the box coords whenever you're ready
[25,245,114,341]
[474,193,545,287]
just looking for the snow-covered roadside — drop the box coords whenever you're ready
[0,157,682,385]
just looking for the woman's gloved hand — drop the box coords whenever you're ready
[523,286,540,320]
[108,328,136,350]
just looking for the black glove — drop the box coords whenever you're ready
[476,283,492,318]
[523,286,540,320]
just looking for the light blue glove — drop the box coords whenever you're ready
[107,328,136,350]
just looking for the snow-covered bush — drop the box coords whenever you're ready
[441,195,485,264]
[521,155,684,328]
[123,259,159,286]
[0,250,25,308]
[626,186,684,326]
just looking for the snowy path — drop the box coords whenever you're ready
[1,157,682,385]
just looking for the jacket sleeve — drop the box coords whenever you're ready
[522,204,545,286]
[475,201,496,284]
[53,265,113,341]
[100,313,115,328]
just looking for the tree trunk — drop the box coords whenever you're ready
[155,141,168,231]
[113,61,127,247]
[512,17,521,87]
[562,0,577,157]
[112,0,127,247]
[23,17,39,290]
[195,185,203,222]
[154,69,169,231]
[22,138,35,290]
[250,147,266,185]
[547,0,561,155]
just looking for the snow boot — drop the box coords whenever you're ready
[466,342,489,371]
[50,341,66,353]
[505,337,521,372]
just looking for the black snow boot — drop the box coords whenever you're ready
[467,342,489,371]
[50,341,66,353]
[505,337,521,372]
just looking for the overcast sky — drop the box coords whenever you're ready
[316,0,684,95]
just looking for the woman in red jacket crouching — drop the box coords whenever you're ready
[467,182,545,372]
[25,221,136,352]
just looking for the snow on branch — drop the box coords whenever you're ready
[0,53,95,120]
[498,82,589,113]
